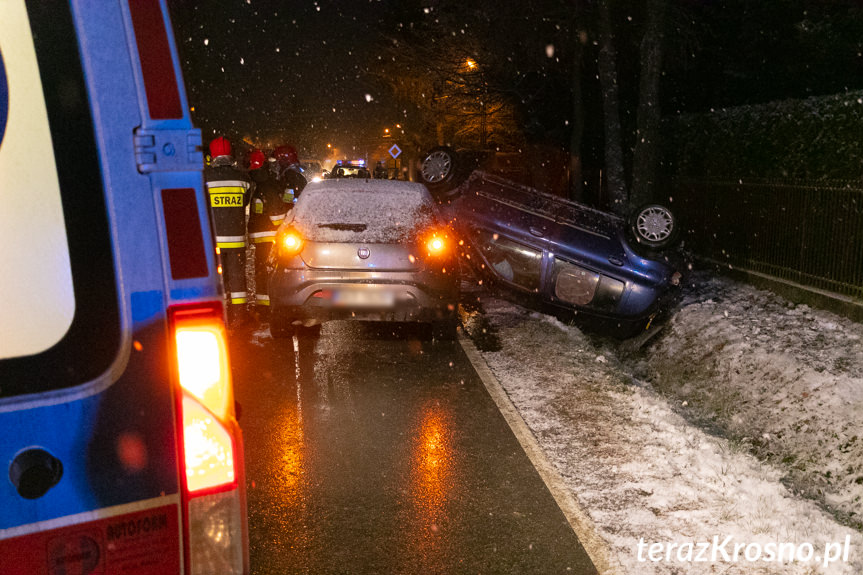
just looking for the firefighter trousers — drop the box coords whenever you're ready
[220,246,248,321]
[254,241,273,308]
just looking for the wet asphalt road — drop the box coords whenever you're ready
[230,320,597,575]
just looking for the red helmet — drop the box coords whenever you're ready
[209,136,232,158]
[247,149,266,170]
[273,144,298,166]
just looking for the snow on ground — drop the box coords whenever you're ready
[463,270,863,574]
[631,272,863,526]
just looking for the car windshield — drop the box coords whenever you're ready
[291,181,438,243]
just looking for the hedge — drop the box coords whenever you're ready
[664,90,863,181]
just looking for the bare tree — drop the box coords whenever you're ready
[631,0,668,207]
[597,0,628,214]
[597,0,669,214]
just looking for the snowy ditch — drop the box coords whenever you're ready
[461,270,863,574]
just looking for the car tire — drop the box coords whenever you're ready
[419,146,460,198]
[269,313,296,339]
[628,203,678,250]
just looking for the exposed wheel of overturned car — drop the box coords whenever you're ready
[628,203,679,250]
[419,146,460,198]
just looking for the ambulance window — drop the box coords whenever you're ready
[0,2,120,398]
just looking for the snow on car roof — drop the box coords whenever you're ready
[291,179,439,243]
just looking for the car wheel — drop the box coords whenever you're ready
[629,204,678,249]
[420,146,460,197]
[269,313,296,339]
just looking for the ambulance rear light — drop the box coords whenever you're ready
[169,302,236,493]
[169,302,247,574]
[188,490,245,574]
[175,317,231,420]
[182,396,236,493]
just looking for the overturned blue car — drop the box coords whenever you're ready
[441,171,681,337]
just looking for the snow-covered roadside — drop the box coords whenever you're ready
[462,273,863,574]
[631,272,863,527]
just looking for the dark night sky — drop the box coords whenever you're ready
[167,1,863,164]
[168,1,409,158]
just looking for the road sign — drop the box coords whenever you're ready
[388,144,401,159]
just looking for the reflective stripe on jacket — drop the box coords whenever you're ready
[204,161,251,241]
[248,230,276,244]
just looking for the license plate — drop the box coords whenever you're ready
[332,287,395,308]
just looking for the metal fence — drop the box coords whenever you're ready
[672,179,863,300]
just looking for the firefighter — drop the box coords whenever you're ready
[273,144,307,205]
[246,149,290,319]
[204,136,252,327]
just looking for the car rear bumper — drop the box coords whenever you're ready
[269,267,458,324]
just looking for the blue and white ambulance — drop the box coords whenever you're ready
[0,2,248,573]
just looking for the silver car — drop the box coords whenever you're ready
[267,179,460,337]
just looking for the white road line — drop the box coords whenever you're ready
[458,332,623,575]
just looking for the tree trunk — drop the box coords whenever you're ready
[631,0,667,208]
[597,0,628,215]
[568,27,585,201]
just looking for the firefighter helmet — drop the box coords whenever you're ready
[247,149,266,170]
[274,144,298,166]
[209,136,232,158]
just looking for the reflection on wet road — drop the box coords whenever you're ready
[230,322,596,574]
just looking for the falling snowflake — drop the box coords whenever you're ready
[545,44,554,58]
[365,94,374,102]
